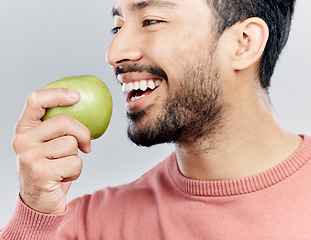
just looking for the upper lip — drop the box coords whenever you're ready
[117,72,163,84]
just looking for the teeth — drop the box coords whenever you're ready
[155,80,161,87]
[133,81,140,90]
[122,84,126,93]
[140,80,147,91]
[127,82,134,93]
[122,79,162,93]
[131,94,146,101]
[148,80,155,90]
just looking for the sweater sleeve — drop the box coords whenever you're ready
[0,195,73,240]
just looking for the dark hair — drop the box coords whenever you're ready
[208,0,296,89]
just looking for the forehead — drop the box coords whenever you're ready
[112,0,207,17]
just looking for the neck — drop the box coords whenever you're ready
[175,89,302,181]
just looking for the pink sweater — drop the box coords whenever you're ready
[2,135,311,239]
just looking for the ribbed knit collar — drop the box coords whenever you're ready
[168,135,311,197]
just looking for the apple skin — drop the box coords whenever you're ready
[42,75,113,139]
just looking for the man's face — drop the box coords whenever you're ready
[106,0,224,146]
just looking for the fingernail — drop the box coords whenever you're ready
[68,89,80,100]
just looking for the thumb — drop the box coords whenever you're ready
[16,88,80,132]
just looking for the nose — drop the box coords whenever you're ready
[106,26,143,67]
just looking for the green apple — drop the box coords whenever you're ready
[42,75,113,139]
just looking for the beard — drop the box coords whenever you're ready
[126,51,223,147]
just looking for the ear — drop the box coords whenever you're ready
[231,17,269,71]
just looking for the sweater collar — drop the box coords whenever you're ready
[168,135,311,197]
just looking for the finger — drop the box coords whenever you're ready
[16,88,80,132]
[18,152,83,189]
[49,155,83,182]
[42,135,79,159]
[39,114,91,153]
[19,114,91,154]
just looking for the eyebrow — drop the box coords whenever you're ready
[112,0,177,17]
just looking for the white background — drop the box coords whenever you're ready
[0,0,310,226]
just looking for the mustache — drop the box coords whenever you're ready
[116,64,168,83]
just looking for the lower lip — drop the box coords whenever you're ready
[126,88,156,111]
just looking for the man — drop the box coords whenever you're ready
[1,0,309,239]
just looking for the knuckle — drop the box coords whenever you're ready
[53,115,91,141]
[55,136,78,153]
[71,157,83,179]
[52,114,72,134]
[66,135,78,149]
[71,156,83,170]
[13,131,35,154]
[16,146,48,183]
[12,134,23,152]
[14,122,20,134]
[28,162,46,182]
[26,91,40,106]
[23,156,48,180]
[54,113,69,122]
[17,156,43,183]
[54,114,72,127]
[33,160,46,175]
[17,149,33,167]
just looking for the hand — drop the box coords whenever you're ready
[13,88,92,214]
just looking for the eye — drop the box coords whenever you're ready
[111,26,121,35]
[142,19,165,27]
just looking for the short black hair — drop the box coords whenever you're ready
[208,0,296,89]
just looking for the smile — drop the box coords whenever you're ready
[122,79,162,101]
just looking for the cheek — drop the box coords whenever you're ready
[141,30,214,87]
[143,35,176,60]
[142,37,182,81]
